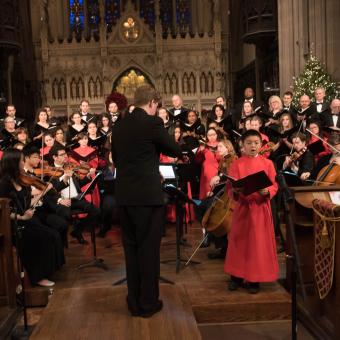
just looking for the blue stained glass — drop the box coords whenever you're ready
[105,0,121,31]
[139,0,155,31]
[69,0,85,33]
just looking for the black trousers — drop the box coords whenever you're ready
[119,205,164,311]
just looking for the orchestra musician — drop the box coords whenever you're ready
[195,127,220,200]
[49,144,101,244]
[282,132,314,183]
[0,148,65,287]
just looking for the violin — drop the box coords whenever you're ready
[259,142,276,155]
[19,172,51,191]
[33,166,64,178]
[64,162,91,179]
[289,147,307,162]
[198,139,218,153]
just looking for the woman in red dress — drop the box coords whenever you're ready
[195,128,220,199]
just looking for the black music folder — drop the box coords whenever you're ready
[226,170,273,196]
[307,139,325,155]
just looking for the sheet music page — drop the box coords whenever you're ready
[329,191,340,205]
[159,165,176,179]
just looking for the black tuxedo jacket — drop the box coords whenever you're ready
[296,150,314,176]
[168,107,189,123]
[312,101,330,114]
[81,112,97,125]
[321,111,340,128]
[111,107,182,206]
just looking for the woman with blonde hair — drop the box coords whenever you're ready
[265,95,283,126]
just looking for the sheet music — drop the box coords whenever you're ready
[159,165,176,179]
[329,191,340,205]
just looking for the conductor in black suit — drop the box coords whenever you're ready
[111,85,182,317]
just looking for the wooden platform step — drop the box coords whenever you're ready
[184,281,291,324]
[30,284,201,340]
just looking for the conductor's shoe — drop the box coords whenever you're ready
[139,300,163,318]
[126,297,140,317]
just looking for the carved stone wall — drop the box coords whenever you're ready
[31,0,230,116]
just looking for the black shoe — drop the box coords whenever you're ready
[228,280,239,291]
[70,230,87,245]
[126,297,140,317]
[246,282,260,294]
[139,300,163,318]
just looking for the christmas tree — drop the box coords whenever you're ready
[292,54,338,107]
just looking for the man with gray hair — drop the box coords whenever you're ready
[168,94,189,123]
[313,87,330,113]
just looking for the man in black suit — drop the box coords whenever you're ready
[282,91,298,121]
[0,104,25,129]
[321,98,340,130]
[49,144,101,244]
[296,94,319,129]
[79,99,96,124]
[111,85,182,317]
[232,87,263,129]
[313,87,330,114]
[168,94,189,123]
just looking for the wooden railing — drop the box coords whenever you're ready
[0,198,16,307]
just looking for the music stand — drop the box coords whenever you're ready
[75,172,108,270]
[161,183,200,273]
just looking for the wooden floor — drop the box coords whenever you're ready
[30,285,201,340]
[23,222,295,339]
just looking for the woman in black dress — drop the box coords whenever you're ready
[0,149,64,287]
[66,112,86,144]
[31,108,51,148]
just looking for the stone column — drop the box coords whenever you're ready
[56,0,64,41]
[278,0,308,93]
[325,0,340,81]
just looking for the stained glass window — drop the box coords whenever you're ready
[160,0,173,37]
[105,0,121,32]
[139,0,155,31]
[69,0,85,36]
[88,0,100,31]
[176,0,191,37]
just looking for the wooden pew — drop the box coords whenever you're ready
[287,186,340,339]
[0,198,19,338]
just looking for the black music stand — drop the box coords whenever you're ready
[161,184,200,273]
[75,172,108,270]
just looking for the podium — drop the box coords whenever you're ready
[287,185,340,339]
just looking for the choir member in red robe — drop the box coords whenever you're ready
[225,129,278,294]
[195,128,220,199]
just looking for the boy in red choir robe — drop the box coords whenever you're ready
[224,129,278,294]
